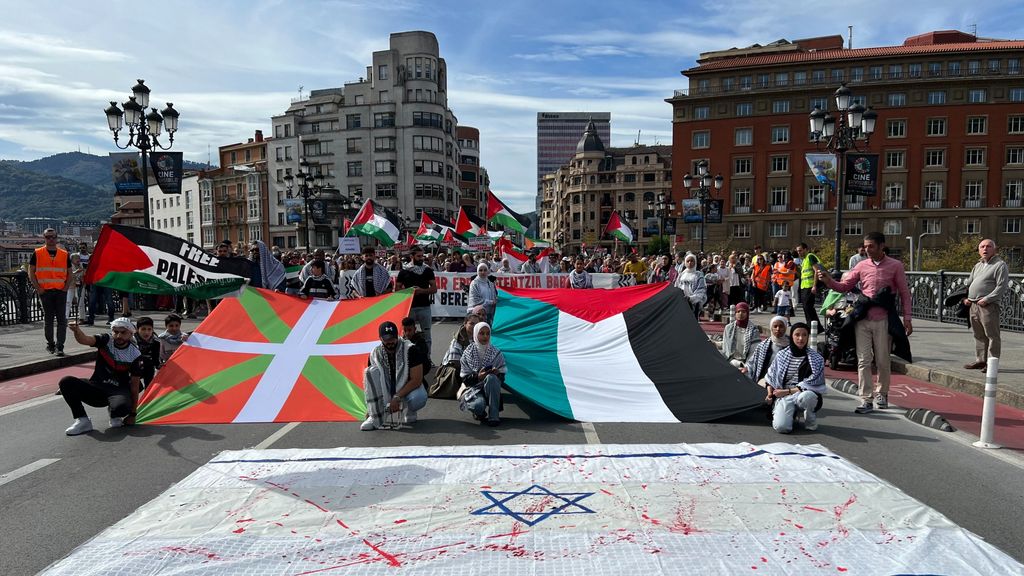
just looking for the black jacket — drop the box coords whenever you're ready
[839,287,913,363]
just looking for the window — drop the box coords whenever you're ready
[757,73,770,87]
[347,161,362,177]
[735,102,753,117]
[623,173,636,183]
[1007,147,1024,165]
[373,112,395,128]
[928,91,946,104]
[850,67,864,82]
[346,114,361,129]
[774,72,789,86]
[806,185,825,209]
[869,65,883,80]
[379,90,390,103]
[908,63,922,78]
[346,138,361,153]
[770,186,788,209]
[989,59,1001,72]
[966,116,987,135]
[354,95,364,105]
[887,119,906,138]
[770,155,789,172]
[964,181,984,206]
[769,222,788,238]
[810,97,827,111]
[968,60,981,75]
[922,219,941,234]
[691,130,710,148]
[734,127,752,146]
[928,62,942,76]
[771,126,789,143]
[375,160,396,175]
[772,100,790,113]
[831,68,844,82]
[889,64,902,79]
[739,75,752,89]
[378,64,388,80]
[1010,88,1024,102]
[924,181,944,207]
[925,149,945,167]
[1004,218,1022,234]
[965,148,985,166]
[413,160,442,176]
[885,151,905,168]
[1009,116,1024,133]
[843,221,864,236]
[722,77,735,92]
[948,61,962,76]
[1010,58,1021,74]
[375,183,396,198]
[883,220,902,236]
[963,219,980,235]
[794,71,807,85]
[734,158,752,175]
[1006,180,1023,205]
[806,222,824,237]
[412,111,444,128]
[693,106,710,119]
[413,135,443,151]
[732,223,750,238]
[888,93,907,106]
[813,69,826,83]
[284,146,292,160]
[733,187,751,209]
[926,118,946,136]
[696,79,710,93]
[968,89,987,103]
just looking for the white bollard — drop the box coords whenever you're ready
[726,304,735,325]
[810,320,819,350]
[973,357,1001,449]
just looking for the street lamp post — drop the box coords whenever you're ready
[809,82,877,271]
[283,160,325,250]
[104,79,180,228]
[647,192,676,254]
[682,160,724,254]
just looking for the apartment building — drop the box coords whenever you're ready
[536,112,611,211]
[198,131,270,249]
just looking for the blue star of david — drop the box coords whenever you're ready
[470,484,596,527]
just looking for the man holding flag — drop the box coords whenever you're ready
[396,246,437,359]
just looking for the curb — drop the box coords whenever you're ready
[891,358,1024,411]
[0,351,96,382]
[829,378,859,395]
[904,407,957,432]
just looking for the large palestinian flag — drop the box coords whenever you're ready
[493,283,764,422]
[496,237,551,272]
[349,199,402,246]
[83,224,250,299]
[605,211,635,244]
[486,190,527,234]
[455,206,487,237]
[136,286,413,424]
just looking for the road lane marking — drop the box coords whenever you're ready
[254,422,301,450]
[0,458,60,487]
[0,394,62,417]
[581,422,601,445]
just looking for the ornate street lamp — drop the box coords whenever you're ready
[809,82,877,270]
[682,160,724,253]
[647,192,677,255]
[104,79,179,228]
[284,159,341,250]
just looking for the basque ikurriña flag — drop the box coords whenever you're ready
[493,283,764,422]
[84,224,251,299]
[136,287,413,424]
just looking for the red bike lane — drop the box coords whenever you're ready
[0,364,92,409]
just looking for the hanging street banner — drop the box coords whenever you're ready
[148,151,183,195]
[845,153,880,196]
[284,198,303,224]
[110,152,145,194]
[805,152,838,189]
[705,199,724,224]
[682,199,702,223]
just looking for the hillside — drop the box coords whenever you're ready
[0,162,114,221]
[1,151,210,188]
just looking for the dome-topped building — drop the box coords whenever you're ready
[576,118,606,154]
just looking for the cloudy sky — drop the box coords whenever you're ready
[1,0,1021,212]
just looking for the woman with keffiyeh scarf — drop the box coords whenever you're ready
[721,302,760,369]
[458,322,506,426]
[764,322,826,433]
[568,259,593,289]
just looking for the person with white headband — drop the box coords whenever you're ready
[59,317,144,436]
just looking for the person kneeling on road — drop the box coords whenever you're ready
[361,321,428,431]
[458,322,506,426]
[763,322,826,434]
[60,317,144,436]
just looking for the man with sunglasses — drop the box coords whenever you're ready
[29,228,71,356]
[360,321,428,431]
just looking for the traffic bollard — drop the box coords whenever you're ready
[973,357,1001,449]
[810,320,819,350]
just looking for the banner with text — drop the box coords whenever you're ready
[110,152,145,194]
[149,151,183,195]
[706,199,724,224]
[844,153,880,197]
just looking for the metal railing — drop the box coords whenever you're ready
[906,270,1024,333]
[0,271,43,325]
[806,203,825,212]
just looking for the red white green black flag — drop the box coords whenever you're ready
[349,199,402,246]
[486,190,527,234]
[605,211,635,244]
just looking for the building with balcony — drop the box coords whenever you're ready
[198,131,270,249]
[667,30,1024,264]
[457,125,484,216]
[267,31,465,250]
[540,120,672,254]
[536,112,611,214]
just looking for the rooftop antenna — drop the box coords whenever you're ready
[207,144,211,168]
[298,85,304,101]
[970,23,977,38]
[848,25,853,49]
[635,129,641,146]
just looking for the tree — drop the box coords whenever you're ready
[919,235,981,272]
[645,235,671,256]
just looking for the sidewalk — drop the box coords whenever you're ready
[701,311,1024,410]
[0,313,206,381]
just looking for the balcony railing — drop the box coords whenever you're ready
[923,200,944,209]
[845,201,864,210]
[806,203,824,212]
[733,206,751,214]
[1005,198,1022,207]
[769,204,788,213]
[964,199,984,208]
[884,201,904,209]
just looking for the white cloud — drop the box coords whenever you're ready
[0,31,130,62]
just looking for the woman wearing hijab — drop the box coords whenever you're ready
[721,302,760,369]
[763,322,826,433]
[569,258,593,289]
[467,263,497,322]
[746,316,790,385]
[675,253,706,319]
[458,322,506,426]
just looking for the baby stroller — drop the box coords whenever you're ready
[819,288,858,370]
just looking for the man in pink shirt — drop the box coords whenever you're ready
[818,232,912,413]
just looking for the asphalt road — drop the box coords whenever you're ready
[1,320,1022,575]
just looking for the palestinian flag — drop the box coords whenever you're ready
[443,229,474,252]
[342,217,352,236]
[497,237,551,272]
[486,190,527,233]
[283,264,302,290]
[83,224,250,299]
[524,236,550,250]
[136,286,413,424]
[605,211,634,244]
[493,283,764,422]
[349,199,401,247]
[455,207,487,237]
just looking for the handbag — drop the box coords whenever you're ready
[428,363,462,399]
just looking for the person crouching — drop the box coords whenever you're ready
[763,322,826,433]
[360,321,428,430]
[458,322,506,426]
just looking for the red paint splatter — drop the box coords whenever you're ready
[761,557,768,563]
[393,519,408,524]
[362,539,402,567]
[231,527,245,534]
[235,518,255,523]
[336,519,350,529]
[803,506,825,512]
[304,499,329,513]
[600,489,613,496]
[837,568,848,572]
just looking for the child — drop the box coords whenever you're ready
[134,316,161,388]
[300,261,337,300]
[773,283,793,319]
[157,313,189,364]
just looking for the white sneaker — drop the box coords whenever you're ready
[360,417,379,431]
[109,417,124,429]
[804,411,818,431]
[65,417,93,436]
[402,409,417,425]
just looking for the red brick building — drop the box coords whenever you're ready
[667,30,1024,264]
[198,131,271,249]
[456,125,483,216]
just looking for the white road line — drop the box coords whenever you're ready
[253,422,301,450]
[0,394,62,417]
[581,421,601,445]
[0,458,60,488]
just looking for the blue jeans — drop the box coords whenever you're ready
[464,374,502,422]
[87,285,114,323]
[403,384,428,413]
[771,390,818,433]
[410,306,433,357]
